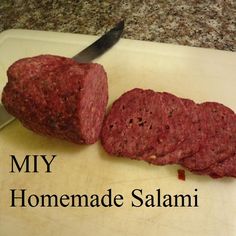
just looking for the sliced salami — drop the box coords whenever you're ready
[101,88,236,178]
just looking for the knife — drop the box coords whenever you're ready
[73,20,124,62]
[0,20,124,130]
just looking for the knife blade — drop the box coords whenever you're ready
[0,20,124,130]
[73,20,124,62]
[0,104,15,130]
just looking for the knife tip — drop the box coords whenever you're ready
[115,20,125,31]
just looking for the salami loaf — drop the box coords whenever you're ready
[2,55,108,144]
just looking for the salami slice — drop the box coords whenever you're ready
[180,102,236,171]
[101,88,169,158]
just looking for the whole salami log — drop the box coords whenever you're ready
[2,55,108,144]
[101,88,236,178]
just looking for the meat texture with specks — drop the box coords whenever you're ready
[2,55,108,144]
[101,88,200,161]
[101,88,236,178]
[180,102,236,178]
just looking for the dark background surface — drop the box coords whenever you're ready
[0,0,235,51]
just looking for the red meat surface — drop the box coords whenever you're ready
[101,88,236,178]
[2,55,108,144]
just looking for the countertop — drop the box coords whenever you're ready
[0,0,235,51]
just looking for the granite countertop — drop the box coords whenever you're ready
[0,0,235,51]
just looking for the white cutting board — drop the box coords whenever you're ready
[0,29,236,236]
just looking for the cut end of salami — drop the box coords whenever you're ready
[2,55,108,144]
